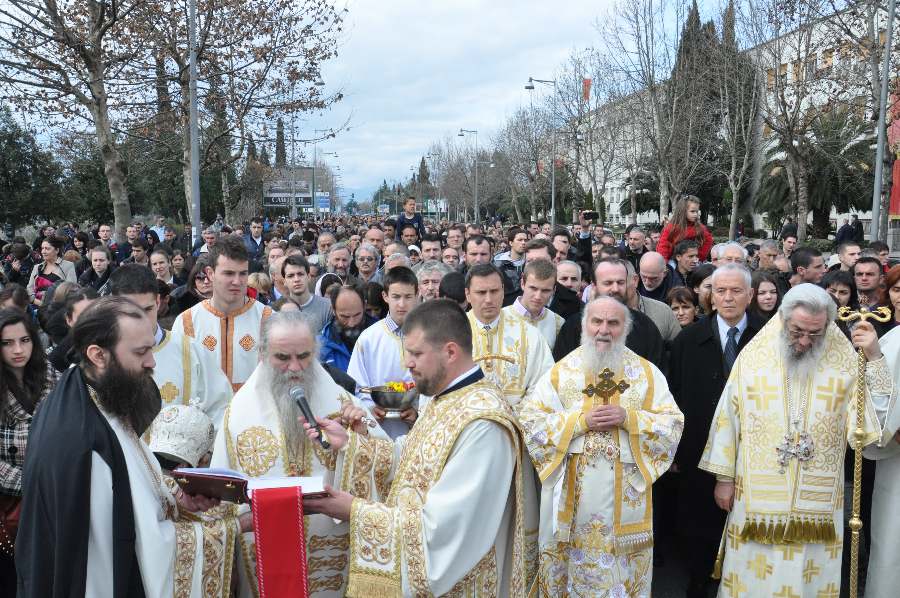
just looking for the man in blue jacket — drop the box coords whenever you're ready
[318,284,378,371]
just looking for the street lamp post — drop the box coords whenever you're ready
[458,129,479,223]
[188,0,200,243]
[426,154,441,222]
[526,77,558,227]
[312,125,330,221]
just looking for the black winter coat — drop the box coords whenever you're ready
[668,311,767,540]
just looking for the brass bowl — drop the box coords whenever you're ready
[360,386,418,418]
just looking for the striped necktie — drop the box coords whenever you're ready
[724,327,739,372]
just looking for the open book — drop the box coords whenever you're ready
[172,468,327,504]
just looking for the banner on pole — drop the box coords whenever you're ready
[538,161,544,177]
[582,78,592,101]
[263,167,313,208]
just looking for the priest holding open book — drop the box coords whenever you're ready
[210,309,389,598]
[300,299,527,598]
[16,297,252,598]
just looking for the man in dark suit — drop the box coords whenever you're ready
[553,257,667,375]
[669,262,767,598]
[851,213,865,243]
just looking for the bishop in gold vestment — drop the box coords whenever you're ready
[699,286,896,598]
[520,297,683,598]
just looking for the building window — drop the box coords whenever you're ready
[767,69,775,90]
[805,55,817,79]
[763,123,772,138]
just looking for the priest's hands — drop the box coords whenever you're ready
[370,406,387,424]
[174,486,220,513]
[238,512,253,534]
[303,484,353,521]
[852,321,882,361]
[300,414,349,450]
[586,404,627,431]
[340,402,371,436]
[399,408,417,426]
[714,481,735,512]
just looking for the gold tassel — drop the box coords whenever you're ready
[804,516,812,543]
[757,518,767,543]
[774,518,785,543]
[347,576,403,598]
[767,518,776,544]
[744,516,757,542]
[816,517,824,543]
[712,525,727,580]
[712,557,723,580]
[786,515,796,543]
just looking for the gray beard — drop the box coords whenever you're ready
[580,329,628,375]
[779,326,826,381]
[259,359,325,465]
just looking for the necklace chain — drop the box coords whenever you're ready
[775,376,816,474]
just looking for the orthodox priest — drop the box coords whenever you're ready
[301,299,526,598]
[210,310,388,598]
[520,296,683,597]
[17,296,252,597]
[700,284,897,597]
[465,261,554,585]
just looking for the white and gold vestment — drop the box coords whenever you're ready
[172,298,272,393]
[150,329,233,436]
[209,366,387,598]
[337,377,526,598]
[520,347,683,598]
[468,309,554,585]
[502,303,565,351]
[699,315,896,598]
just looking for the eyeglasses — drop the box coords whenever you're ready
[195,274,209,282]
[787,329,825,341]
[357,256,376,262]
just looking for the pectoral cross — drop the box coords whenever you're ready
[836,305,891,598]
[160,382,180,403]
[582,368,630,405]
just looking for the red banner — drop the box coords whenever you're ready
[538,161,544,177]
[556,158,564,167]
[252,487,309,597]
[889,83,900,220]
[582,78,592,101]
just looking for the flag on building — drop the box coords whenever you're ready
[583,78,592,101]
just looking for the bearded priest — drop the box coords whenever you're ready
[300,299,527,598]
[520,296,683,598]
[17,297,251,597]
[210,310,388,598]
[700,284,897,597]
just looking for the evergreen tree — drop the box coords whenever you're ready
[260,145,270,166]
[247,133,257,162]
[275,118,286,166]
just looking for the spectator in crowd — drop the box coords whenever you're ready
[834,218,855,246]
[316,273,343,298]
[665,286,700,328]
[734,217,745,237]
[502,259,565,351]
[786,246,826,291]
[4,244,37,287]
[319,284,378,372]
[355,243,383,284]
[621,259,681,343]
[879,265,900,327]
[150,249,184,288]
[869,240,890,271]
[441,246,461,270]
[756,239,780,269]
[779,216,798,240]
[32,224,55,253]
[854,256,885,308]
[407,245,421,266]
[656,195,713,262]
[438,271,468,310]
[78,245,116,296]
[27,235,76,307]
[556,260,582,295]
[270,296,299,312]
[851,213,865,242]
[623,225,648,273]
[671,239,700,287]
[749,270,781,320]
[0,285,30,312]
[638,251,678,302]
[281,255,333,332]
[363,281,387,319]
[192,226,219,257]
[247,272,272,304]
[0,308,55,592]
[688,263,716,314]
[668,263,766,597]
[417,260,451,302]
[459,235,493,277]
[782,233,797,259]
[494,228,528,291]
[834,242,861,271]
[169,255,213,316]
[718,241,748,265]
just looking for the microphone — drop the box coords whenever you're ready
[291,387,330,449]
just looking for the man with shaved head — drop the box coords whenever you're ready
[638,251,678,302]
[521,296,683,598]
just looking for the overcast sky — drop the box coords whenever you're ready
[293,0,609,202]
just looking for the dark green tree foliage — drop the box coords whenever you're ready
[260,145,270,166]
[247,134,258,162]
[756,107,874,239]
[0,106,65,229]
[275,118,287,166]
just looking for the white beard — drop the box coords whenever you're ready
[581,329,628,376]
[259,359,326,465]
[778,326,826,382]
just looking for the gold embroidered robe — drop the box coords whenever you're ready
[699,315,896,598]
[468,310,554,586]
[338,378,526,598]
[209,365,388,598]
[519,347,683,598]
[502,304,565,352]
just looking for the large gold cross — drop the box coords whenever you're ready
[160,382,180,403]
[582,368,630,405]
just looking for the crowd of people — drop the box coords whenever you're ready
[2,193,900,598]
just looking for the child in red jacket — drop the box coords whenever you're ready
[656,195,713,262]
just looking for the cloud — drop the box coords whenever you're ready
[298,0,608,201]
